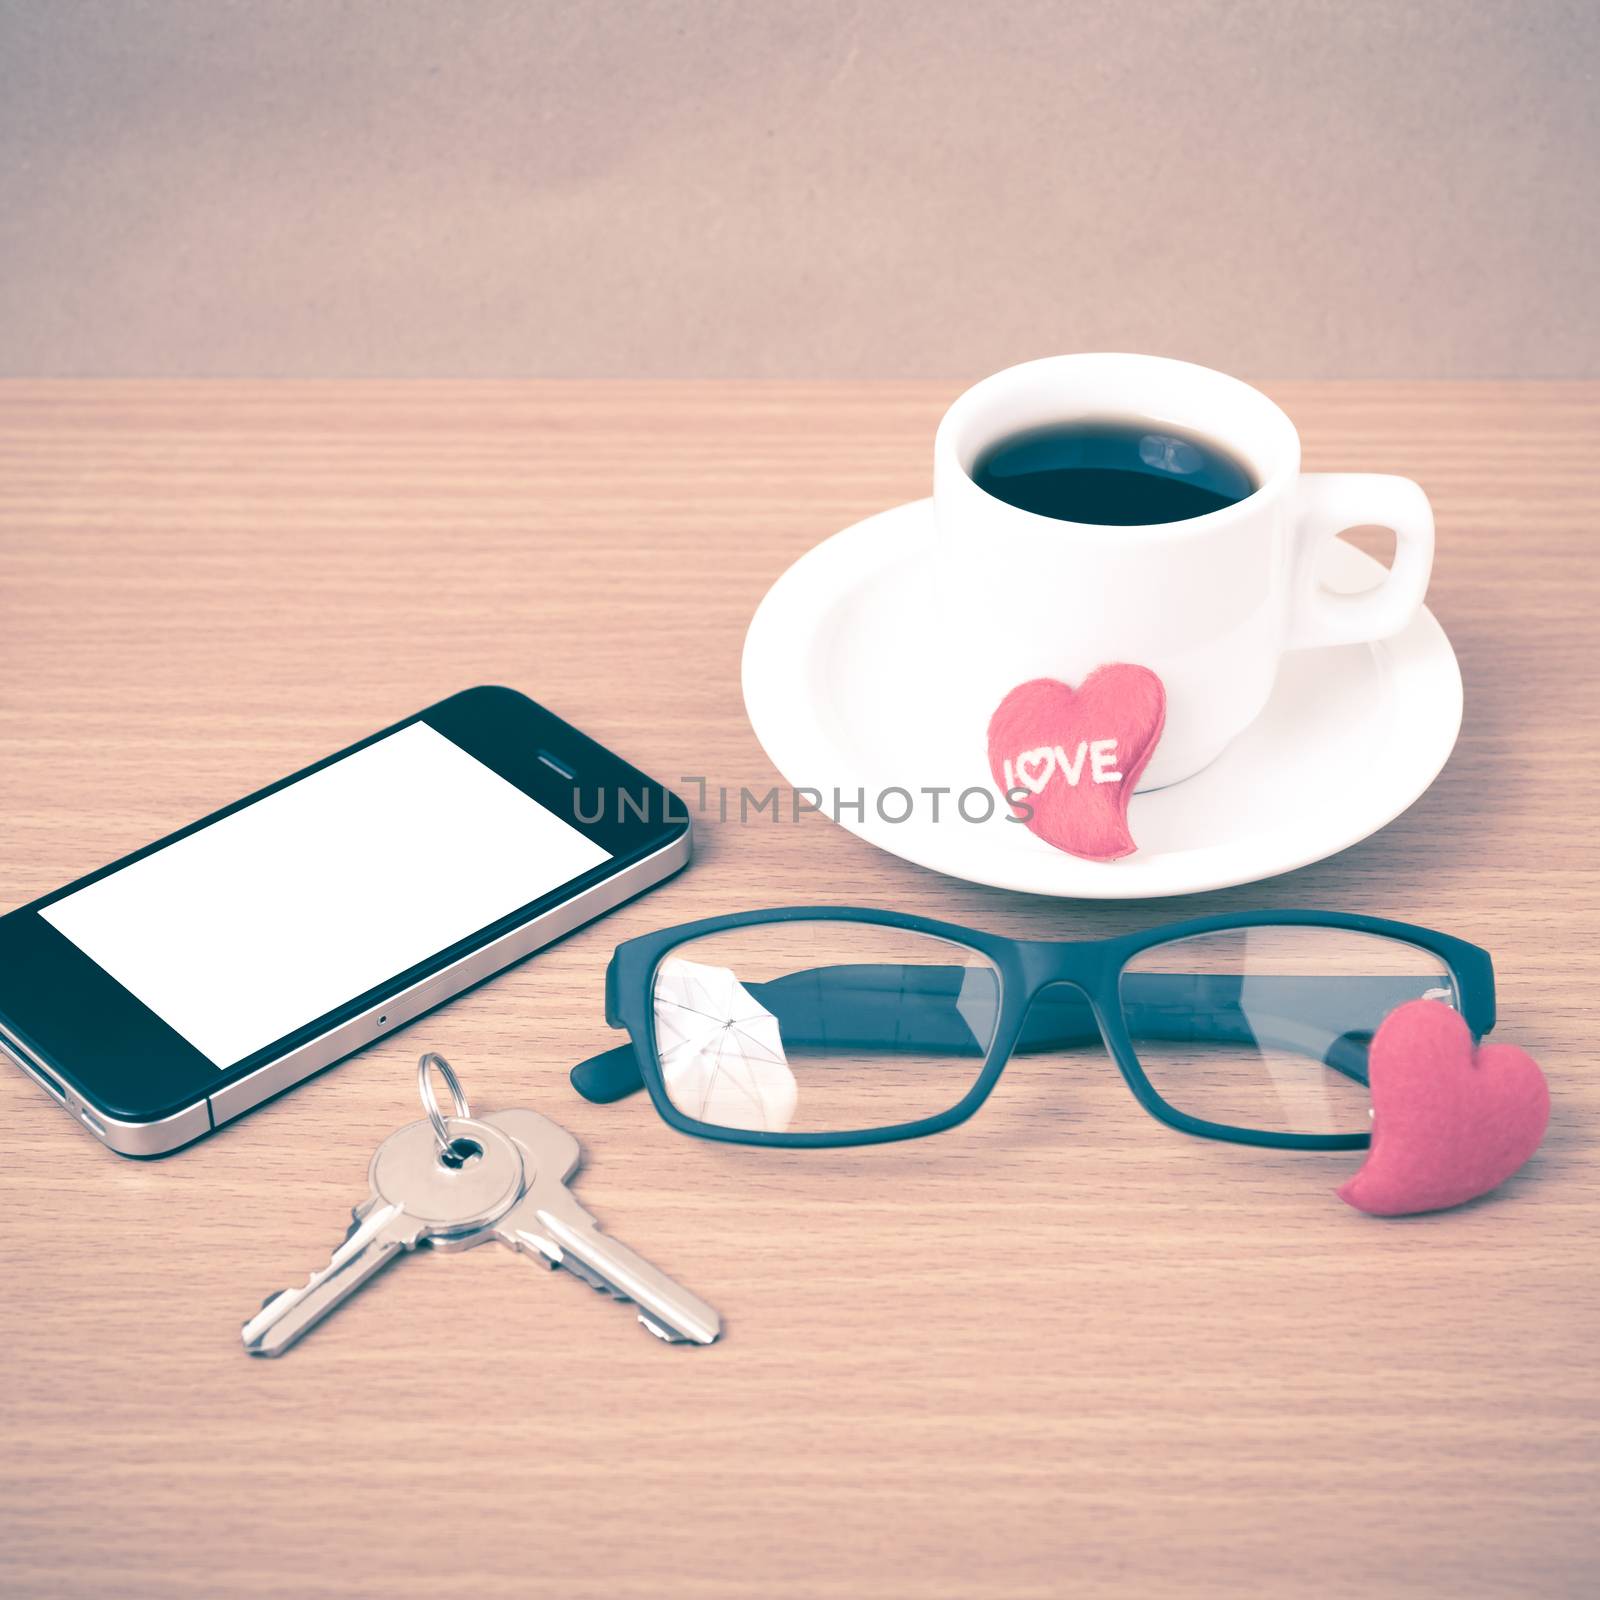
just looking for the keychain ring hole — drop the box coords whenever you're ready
[417,1052,472,1157]
[437,1136,484,1170]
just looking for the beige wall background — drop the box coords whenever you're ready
[1,0,1595,378]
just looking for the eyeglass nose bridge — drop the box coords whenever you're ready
[1014,938,1120,998]
[1004,977,1115,1061]
[1002,942,1125,1062]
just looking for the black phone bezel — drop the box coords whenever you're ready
[0,686,689,1124]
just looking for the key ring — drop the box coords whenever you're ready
[417,1052,471,1157]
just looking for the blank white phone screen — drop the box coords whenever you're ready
[42,722,612,1069]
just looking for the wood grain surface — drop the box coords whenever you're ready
[0,382,1595,1600]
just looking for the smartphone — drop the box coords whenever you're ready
[0,686,690,1156]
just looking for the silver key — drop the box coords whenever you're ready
[479,1108,722,1345]
[241,1116,524,1357]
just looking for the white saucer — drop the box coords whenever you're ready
[741,498,1463,899]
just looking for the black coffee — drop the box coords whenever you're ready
[972,419,1258,525]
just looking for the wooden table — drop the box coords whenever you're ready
[1,382,1595,1599]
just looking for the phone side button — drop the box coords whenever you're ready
[77,1099,213,1158]
[0,1031,67,1103]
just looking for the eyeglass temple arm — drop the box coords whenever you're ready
[571,966,1433,1104]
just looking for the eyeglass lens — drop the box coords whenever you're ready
[1118,926,1457,1135]
[649,921,1002,1135]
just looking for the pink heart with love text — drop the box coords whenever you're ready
[987,665,1165,862]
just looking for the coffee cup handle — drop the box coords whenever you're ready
[1285,473,1435,650]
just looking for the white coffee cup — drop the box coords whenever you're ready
[933,353,1435,791]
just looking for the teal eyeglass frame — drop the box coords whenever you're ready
[569,907,1496,1151]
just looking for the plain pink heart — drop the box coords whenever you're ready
[1338,999,1550,1217]
[987,665,1165,862]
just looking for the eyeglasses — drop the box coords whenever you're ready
[569,908,1495,1150]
